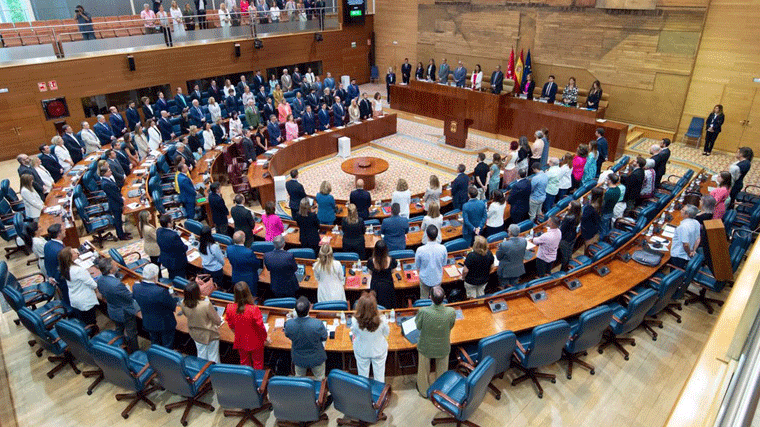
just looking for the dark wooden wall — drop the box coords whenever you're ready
[0,17,373,160]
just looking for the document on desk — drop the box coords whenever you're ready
[401,317,420,345]
[662,224,676,239]
[526,241,536,251]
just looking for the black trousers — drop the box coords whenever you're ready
[112,211,126,239]
[536,259,552,277]
[198,10,207,29]
[704,131,719,153]
[115,315,139,353]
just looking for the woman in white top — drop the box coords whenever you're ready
[484,191,506,237]
[228,112,243,143]
[52,136,73,172]
[313,245,346,303]
[241,86,255,106]
[147,119,162,151]
[169,1,185,36]
[269,2,281,22]
[203,122,216,151]
[304,68,315,86]
[471,63,483,90]
[30,224,47,277]
[423,175,441,211]
[19,174,44,221]
[557,153,573,200]
[372,92,383,118]
[223,79,236,98]
[157,5,169,30]
[133,124,150,158]
[502,140,519,187]
[391,178,412,218]
[31,156,54,193]
[284,0,295,20]
[59,247,99,327]
[350,292,390,382]
[219,3,232,27]
[421,201,443,244]
[207,97,222,123]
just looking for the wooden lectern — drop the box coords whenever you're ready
[704,219,733,281]
[444,116,473,148]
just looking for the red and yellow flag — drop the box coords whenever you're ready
[514,49,524,93]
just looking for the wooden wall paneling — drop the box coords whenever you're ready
[373,0,418,75]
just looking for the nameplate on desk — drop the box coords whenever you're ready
[593,265,610,277]
[529,290,547,302]
[617,252,632,262]
[564,279,582,290]
[488,299,508,313]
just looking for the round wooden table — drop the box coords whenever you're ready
[340,157,389,191]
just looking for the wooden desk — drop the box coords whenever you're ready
[340,157,389,191]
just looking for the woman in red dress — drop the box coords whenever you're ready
[225,282,269,368]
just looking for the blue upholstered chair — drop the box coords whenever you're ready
[562,306,613,379]
[517,220,534,233]
[444,238,469,253]
[660,252,704,323]
[681,116,704,146]
[597,288,658,360]
[54,319,124,395]
[208,364,272,426]
[17,307,80,379]
[511,319,571,398]
[0,260,55,312]
[108,247,149,274]
[456,330,516,399]
[90,343,160,419]
[427,356,496,427]
[486,231,508,243]
[289,247,316,260]
[250,241,275,254]
[212,233,233,246]
[268,376,330,426]
[388,249,415,260]
[263,297,297,309]
[412,299,447,308]
[312,300,349,311]
[635,269,684,340]
[183,219,204,236]
[145,345,215,426]
[334,252,360,262]
[327,369,392,426]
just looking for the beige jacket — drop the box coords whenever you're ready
[181,299,222,344]
[142,224,160,257]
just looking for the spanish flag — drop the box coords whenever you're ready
[514,49,524,93]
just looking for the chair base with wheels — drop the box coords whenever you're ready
[662,302,682,323]
[116,383,160,419]
[510,361,556,399]
[337,414,387,427]
[46,351,81,379]
[561,349,594,379]
[276,413,328,427]
[222,402,272,427]
[638,317,663,341]
[684,288,724,314]
[597,329,635,361]
[431,417,480,427]
[82,367,104,395]
[164,381,215,426]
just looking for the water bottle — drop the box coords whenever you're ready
[389,309,396,323]
[340,311,346,324]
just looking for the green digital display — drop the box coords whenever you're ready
[350,10,362,16]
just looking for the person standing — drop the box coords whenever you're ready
[453,61,467,88]
[96,258,139,353]
[208,182,230,236]
[508,168,531,224]
[391,179,411,219]
[529,164,548,222]
[59,247,100,328]
[75,5,95,40]
[533,216,561,277]
[100,166,130,240]
[670,205,701,269]
[703,104,725,155]
[367,240,397,309]
[438,58,450,84]
[426,58,436,81]
[462,236,494,298]
[261,200,284,242]
[351,292,390,383]
[558,201,581,271]
[19,174,44,221]
[450,164,470,211]
[380,203,409,252]
[462,186,486,246]
[599,174,620,242]
[385,66,396,103]
[285,296,328,379]
[729,147,753,205]
[286,169,307,214]
[133,264,177,348]
[181,281,222,363]
[177,163,196,219]
[541,75,558,103]
[139,211,161,274]
[316,181,336,225]
[195,0,207,29]
[349,179,372,220]
[490,65,504,94]
[157,214,188,279]
[415,225,448,299]
[313,245,346,303]
[294,198,321,256]
[341,204,366,259]
[595,128,608,178]
[231,194,256,246]
[421,202,444,244]
[496,224,526,288]
[263,236,299,298]
[401,58,412,84]
[227,231,260,296]
[415,286,455,398]
[198,226,225,287]
[544,158,561,212]
[225,282,268,367]
[710,171,731,219]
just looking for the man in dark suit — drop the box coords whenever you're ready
[385,67,396,103]
[347,79,360,103]
[267,115,282,146]
[453,61,467,88]
[401,58,412,84]
[541,75,558,104]
[622,156,646,209]
[212,119,227,144]
[462,186,486,246]
[108,106,128,138]
[156,92,169,113]
[115,142,132,174]
[292,67,303,90]
[208,80,223,100]
[158,111,175,142]
[133,263,177,348]
[286,169,307,214]
[100,166,130,240]
[94,115,116,146]
[236,75,249,98]
[495,224,527,288]
[106,149,125,187]
[189,100,206,128]
[227,231,261,295]
[302,105,316,135]
[306,89,319,110]
[157,214,188,279]
[189,85,203,103]
[61,125,85,164]
[263,236,299,298]
[126,101,141,131]
[16,154,45,197]
[252,70,265,93]
[650,139,670,188]
[595,128,608,178]
[320,88,333,108]
[508,168,532,224]
[174,87,189,112]
[230,194,256,246]
[177,164,196,220]
[332,97,345,127]
[317,103,330,131]
[490,65,504,94]
[359,93,372,119]
[380,203,409,252]
[224,90,237,116]
[334,84,348,107]
[292,92,305,119]
[256,86,268,109]
[96,258,139,352]
[349,179,372,220]
[208,182,229,236]
[450,164,470,210]
[241,129,256,163]
[43,224,68,307]
[38,144,63,182]
[176,142,196,169]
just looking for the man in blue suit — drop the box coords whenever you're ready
[38,144,63,182]
[302,105,316,135]
[306,89,319,110]
[174,87,189,112]
[61,125,85,164]
[108,107,128,138]
[189,100,206,128]
[349,179,372,220]
[176,164,196,220]
[106,149,126,187]
[158,111,175,142]
[595,128,608,178]
[267,115,283,146]
[292,92,305,119]
[450,164,470,210]
[96,258,139,352]
[380,203,409,252]
[453,61,467,88]
[227,231,261,296]
[263,236,299,298]
[317,103,330,131]
[100,166,130,240]
[157,214,188,279]
[156,92,169,113]
[508,168,532,224]
[323,72,335,92]
[43,224,69,308]
[347,79,360,103]
[332,96,345,127]
[133,263,177,348]
[224,90,237,116]
[94,115,116,146]
[541,75,558,104]
[285,169,307,214]
[462,186,487,246]
[126,101,141,131]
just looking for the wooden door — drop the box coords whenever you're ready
[719,86,756,153]
[739,88,760,149]
[0,93,49,160]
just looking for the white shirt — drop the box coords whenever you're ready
[32,236,47,277]
[558,164,572,190]
[208,103,222,123]
[270,5,281,20]
[203,130,216,150]
[486,201,506,228]
[421,215,443,244]
[148,126,162,150]
[134,133,150,158]
[504,151,518,170]
[223,85,235,98]
[35,165,54,189]
[305,72,315,84]
[391,190,411,218]
[52,145,72,171]
[350,317,389,358]
[81,129,100,154]
[229,118,243,139]
[373,99,383,112]
[67,265,99,311]
[241,91,255,106]
[313,260,346,303]
[218,8,231,27]
[20,187,44,219]
[471,71,483,89]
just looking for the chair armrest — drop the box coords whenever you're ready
[697,270,715,280]
[107,335,125,345]
[316,378,328,407]
[257,369,272,396]
[373,383,392,410]
[456,347,475,366]
[42,312,65,327]
[22,288,45,297]
[133,363,151,379]
[123,251,143,261]
[39,305,65,317]
[612,315,623,324]
[20,272,45,283]
[456,360,476,373]
[667,264,685,272]
[515,340,526,353]
[649,277,663,284]
[430,390,464,410]
[191,360,214,383]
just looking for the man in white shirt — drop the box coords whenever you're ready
[670,205,701,269]
[281,68,292,92]
[80,121,101,154]
[414,225,448,299]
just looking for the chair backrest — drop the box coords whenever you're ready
[444,238,469,253]
[555,196,573,210]
[477,331,516,375]
[611,231,634,248]
[522,320,571,369]
[184,219,204,236]
[486,231,508,243]
[673,252,704,300]
[312,300,348,311]
[517,220,534,233]
[613,288,658,335]
[13,212,28,244]
[288,248,316,260]
[250,241,275,254]
[213,233,233,246]
[365,219,380,226]
[648,270,684,316]
[54,319,96,366]
[686,117,704,136]
[108,248,127,267]
[333,252,359,262]
[172,276,190,290]
[460,356,496,421]
[268,376,323,423]
[90,343,148,392]
[566,305,613,354]
[17,307,65,355]
[208,364,265,411]
[388,249,414,260]
[145,345,196,398]
[263,297,297,309]
[327,369,381,423]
